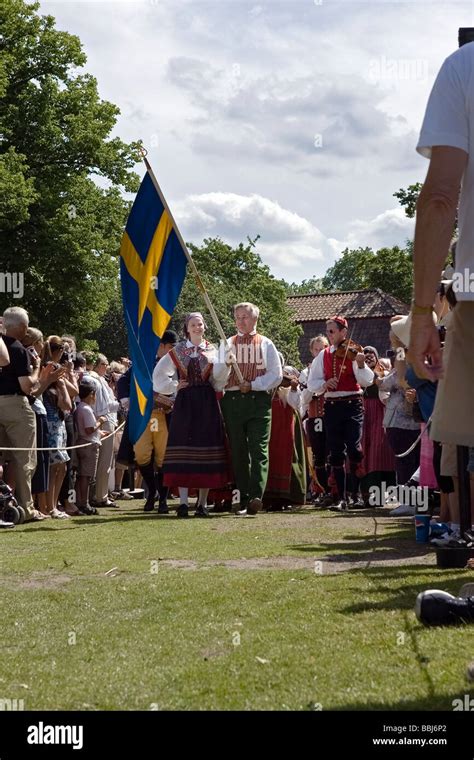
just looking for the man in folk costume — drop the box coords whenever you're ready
[307,315,374,510]
[221,302,282,516]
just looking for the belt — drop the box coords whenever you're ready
[326,395,362,403]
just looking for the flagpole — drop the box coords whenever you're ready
[141,151,244,384]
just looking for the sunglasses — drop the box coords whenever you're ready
[363,350,375,355]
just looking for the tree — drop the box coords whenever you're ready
[0,0,141,340]
[285,276,325,295]
[365,246,412,304]
[395,182,458,255]
[88,285,128,360]
[170,237,302,366]
[320,246,412,304]
[393,183,423,218]
[321,247,374,291]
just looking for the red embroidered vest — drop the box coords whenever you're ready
[322,346,361,393]
[226,333,267,388]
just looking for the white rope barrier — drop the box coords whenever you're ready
[0,421,125,452]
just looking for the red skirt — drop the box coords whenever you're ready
[361,397,395,474]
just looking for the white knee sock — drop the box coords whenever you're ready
[178,487,189,506]
[198,488,209,507]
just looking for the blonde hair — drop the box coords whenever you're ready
[23,327,43,347]
[310,335,329,349]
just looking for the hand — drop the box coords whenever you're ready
[325,378,338,391]
[225,351,237,367]
[177,379,189,391]
[405,388,416,404]
[355,352,366,368]
[98,416,107,426]
[290,378,299,391]
[239,381,251,394]
[409,313,443,381]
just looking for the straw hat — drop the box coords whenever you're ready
[390,312,437,349]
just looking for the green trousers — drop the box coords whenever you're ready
[220,391,272,506]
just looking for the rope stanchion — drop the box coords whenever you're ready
[0,421,125,452]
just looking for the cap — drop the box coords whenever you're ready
[327,315,348,329]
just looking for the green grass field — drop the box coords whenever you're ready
[2,502,474,711]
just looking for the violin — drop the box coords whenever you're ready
[335,339,364,361]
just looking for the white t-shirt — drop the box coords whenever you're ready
[417,42,474,301]
[75,401,101,444]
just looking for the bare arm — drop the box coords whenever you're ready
[18,359,40,394]
[56,379,72,413]
[0,336,9,367]
[411,146,467,379]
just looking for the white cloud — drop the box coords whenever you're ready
[344,208,415,251]
[174,191,339,281]
[41,0,465,281]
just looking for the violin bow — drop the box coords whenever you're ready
[335,324,356,387]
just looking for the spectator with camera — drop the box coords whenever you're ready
[22,327,61,515]
[0,307,45,521]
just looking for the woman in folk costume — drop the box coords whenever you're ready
[154,312,230,518]
[359,346,396,507]
[264,366,307,509]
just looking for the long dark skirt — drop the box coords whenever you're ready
[163,384,228,488]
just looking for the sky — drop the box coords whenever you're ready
[41,0,474,282]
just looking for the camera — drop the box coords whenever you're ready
[59,351,72,365]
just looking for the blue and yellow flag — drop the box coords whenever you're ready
[120,170,187,444]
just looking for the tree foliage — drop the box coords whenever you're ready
[285,276,324,295]
[170,237,302,365]
[320,246,412,304]
[393,183,423,218]
[0,0,141,340]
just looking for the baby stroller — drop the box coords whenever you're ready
[0,480,25,524]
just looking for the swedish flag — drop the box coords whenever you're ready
[120,170,187,444]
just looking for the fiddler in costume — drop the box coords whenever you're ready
[307,315,374,511]
[154,312,230,518]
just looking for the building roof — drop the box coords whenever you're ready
[287,288,409,322]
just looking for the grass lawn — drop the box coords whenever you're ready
[2,502,474,711]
